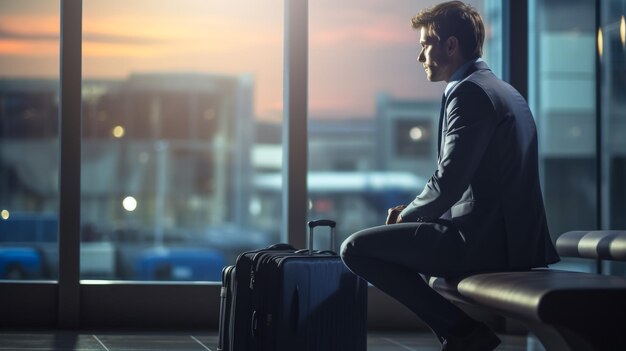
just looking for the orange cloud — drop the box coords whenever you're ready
[0,39,57,56]
[84,17,184,43]
[0,13,182,57]
[83,42,163,58]
[0,14,59,56]
[0,14,59,37]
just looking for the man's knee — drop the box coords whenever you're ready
[340,231,363,266]
[340,233,355,260]
[340,225,387,261]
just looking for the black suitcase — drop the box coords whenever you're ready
[218,243,296,351]
[218,220,367,351]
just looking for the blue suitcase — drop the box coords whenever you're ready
[218,220,367,351]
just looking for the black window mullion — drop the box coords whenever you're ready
[283,0,309,249]
[505,0,529,99]
[58,0,82,328]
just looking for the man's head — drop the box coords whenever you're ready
[412,1,485,82]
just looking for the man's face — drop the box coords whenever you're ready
[418,27,450,82]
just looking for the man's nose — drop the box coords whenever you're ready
[418,50,425,62]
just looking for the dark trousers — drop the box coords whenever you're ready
[340,221,483,342]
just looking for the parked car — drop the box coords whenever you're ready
[0,247,43,279]
[134,246,226,281]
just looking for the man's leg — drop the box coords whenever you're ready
[340,222,475,341]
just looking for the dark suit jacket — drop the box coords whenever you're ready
[400,61,560,270]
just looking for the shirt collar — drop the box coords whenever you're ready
[444,57,483,97]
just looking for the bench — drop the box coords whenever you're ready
[429,230,626,351]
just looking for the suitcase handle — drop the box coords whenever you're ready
[308,219,336,229]
[307,219,337,255]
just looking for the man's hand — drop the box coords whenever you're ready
[385,205,406,225]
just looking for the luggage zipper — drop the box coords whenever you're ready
[249,251,265,290]
[249,268,255,290]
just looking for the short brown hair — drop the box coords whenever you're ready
[411,1,485,59]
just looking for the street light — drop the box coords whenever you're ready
[122,196,137,212]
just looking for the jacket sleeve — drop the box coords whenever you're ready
[400,81,497,222]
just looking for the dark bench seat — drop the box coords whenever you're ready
[429,231,626,351]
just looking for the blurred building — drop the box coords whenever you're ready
[0,79,59,213]
[1,73,255,233]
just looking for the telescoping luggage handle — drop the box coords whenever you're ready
[307,219,337,256]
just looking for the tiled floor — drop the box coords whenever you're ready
[0,331,530,351]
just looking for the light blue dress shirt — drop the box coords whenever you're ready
[444,57,484,97]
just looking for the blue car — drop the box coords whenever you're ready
[0,247,43,279]
[135,247,226,281]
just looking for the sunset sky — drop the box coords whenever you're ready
[0,0,489,120]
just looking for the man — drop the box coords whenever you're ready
[340,2,560,350]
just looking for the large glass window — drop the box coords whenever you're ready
[306,0,503,248]
[81,0,283,281]
[0,1,60,280]
[529,0,597,271]
[2,0,623,329]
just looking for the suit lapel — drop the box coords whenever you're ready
[437,61,491,160]
[437,93,446,159]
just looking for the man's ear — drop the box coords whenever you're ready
[445,36,459,57]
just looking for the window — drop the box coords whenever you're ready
[529,0,597,271]
[0,1,60,280]
[81,0,284,281]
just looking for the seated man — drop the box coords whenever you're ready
[340,2,559,350]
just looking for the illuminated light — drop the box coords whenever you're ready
[122,196,137,212]
[188,196,202,210]
[1,210,9,220]
[112,125,125,138]
[619,16,626,47]
[313,198,333,213]
[409,127,424,141]
[598,27,603,58]
[308,199,313,210]
[249,198,262,216]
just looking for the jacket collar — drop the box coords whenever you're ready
[444,59,490,97]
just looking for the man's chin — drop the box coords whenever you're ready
[425,74,442,82]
